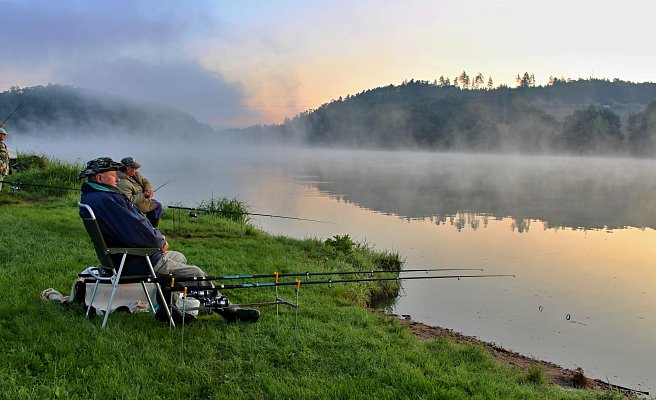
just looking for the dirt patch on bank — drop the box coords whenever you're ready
[386,313,647,397]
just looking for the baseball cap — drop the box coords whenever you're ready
[77,157,123,180]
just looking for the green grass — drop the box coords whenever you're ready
[0,157,621,399]
[2,152,82,201]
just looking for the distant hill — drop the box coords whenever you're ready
[0,84,215,138]
[231,79,656,156]
[5,81,656,156]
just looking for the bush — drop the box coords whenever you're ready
[197,195,251,223]
[325,234,355,254]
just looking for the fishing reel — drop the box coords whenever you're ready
[187,290,229,309]
[212,295,230,308]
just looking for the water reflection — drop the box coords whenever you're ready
[293,151,656,231]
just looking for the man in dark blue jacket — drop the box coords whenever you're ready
[77,157,259,323]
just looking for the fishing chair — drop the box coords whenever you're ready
[77,202,175,329]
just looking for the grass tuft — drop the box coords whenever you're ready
[525,365,546,385]
[197,194,251,223]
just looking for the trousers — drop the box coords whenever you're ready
[154,250,215,290]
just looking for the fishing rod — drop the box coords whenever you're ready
[168,274,516,290]
[2,180,79,191]
[153,180,169,192]
[168,205,333,224]
[1,87,40,127]
[187,268,485,282]
[4,179,165,193]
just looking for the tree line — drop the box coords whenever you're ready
[3,80,656,157]
[0,84,214,138]
[257,77,656,156]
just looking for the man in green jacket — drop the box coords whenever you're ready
[116,156,164,227]
[0,127,9,192]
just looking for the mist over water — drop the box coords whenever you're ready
[15,132,656,233]
[13,134,656,391]
[291,150,656,231]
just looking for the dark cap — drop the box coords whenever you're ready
[77,157,123,180]
[121,157,141,169]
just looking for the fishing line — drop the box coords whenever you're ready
[1,87,40,127]
[2,180,79,191]
[168,205,333,224]
[199,268,486,281]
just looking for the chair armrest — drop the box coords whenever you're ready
[107,247,160,256]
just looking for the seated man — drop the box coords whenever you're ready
[77,157,259,323]
[116,156,164,227]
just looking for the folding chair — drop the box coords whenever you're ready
[78,202,175,329]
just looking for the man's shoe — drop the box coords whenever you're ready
[214,305,260,324]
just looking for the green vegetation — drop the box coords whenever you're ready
[0,156,621,399]
[0,84,213,137]
[525,366,546,385]
[324,234,355,254]
[196,195,252,223]
[5,80,656,156]
[627,100,656,156]
[561,106,623,154]
[1,152,82,203]
[249,78,656,156]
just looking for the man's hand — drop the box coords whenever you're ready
[161,241,169,253]
[144,189,153,199]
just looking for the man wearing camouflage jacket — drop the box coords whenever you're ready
[0,128,9,192]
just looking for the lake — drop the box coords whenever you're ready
[15,136,656,392]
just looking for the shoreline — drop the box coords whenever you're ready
[384,312,649,397]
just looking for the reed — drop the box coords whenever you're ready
[197,194,251,223]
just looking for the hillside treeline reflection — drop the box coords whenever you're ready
[294,152,656,232]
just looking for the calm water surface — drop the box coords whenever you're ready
[18,138,656,391]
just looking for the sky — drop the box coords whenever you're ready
[1,0,654,129]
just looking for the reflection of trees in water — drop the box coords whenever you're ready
[429,212,492,232]
[511,217,532,233]
[296,154,656,232]
[420,212,532,233]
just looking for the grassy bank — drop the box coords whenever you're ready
[0,157,620,399]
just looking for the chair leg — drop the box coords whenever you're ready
[86,278,101,319]
[146,257,175,328]
[141,281,156,314]
[101,254,127,330]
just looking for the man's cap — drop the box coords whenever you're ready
[0,127,7,135]
[121,156,141,169]
[77,157,123,180]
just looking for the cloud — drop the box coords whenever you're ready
[0,0,262,128]
[55,58,263,129]
[4,0,656,129]
[1,1,207,61]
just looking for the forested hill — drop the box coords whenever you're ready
[0,84,214,137]
[5,81,656,156]
[235,79,656,156]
